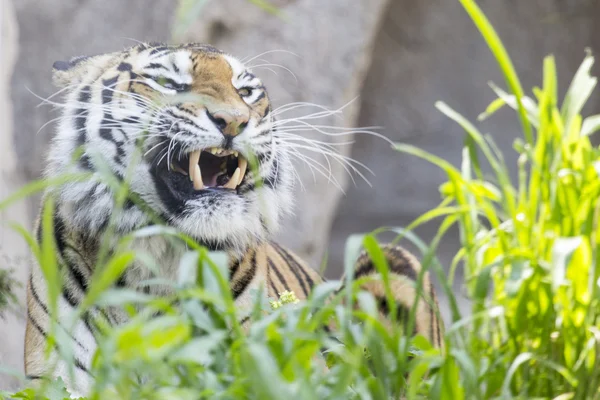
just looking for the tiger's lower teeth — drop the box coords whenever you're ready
[186,149,247,190]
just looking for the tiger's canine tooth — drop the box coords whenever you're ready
[193,165,204,190]
[189,150,200,181]
[223,167,241,189]
[189,150,203,189]
[237,157,247,185]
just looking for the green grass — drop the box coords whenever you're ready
[3,0,600,398]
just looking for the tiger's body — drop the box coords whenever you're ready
[24,43,443,397]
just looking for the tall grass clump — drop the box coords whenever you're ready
[394,0,600,397]
[2,0,600,398]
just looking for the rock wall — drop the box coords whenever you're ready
[0,0,29,390]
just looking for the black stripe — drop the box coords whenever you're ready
[117,62,132,72]
[59,285,95,348]
[79,154,93,170]
[78,85,91,102]
[268,274,279,296]
[386,247,418,280]
[354,260,377,280]
[74,108,87,138]
[231,250,257,299]
[66,258,89,293]
[30,268,88,349]
[273,244,309,297]
[101,76,119,104]
[256,149,271,164]
[99,123,126,166]
[146,63,169,71]
[64,243,94,275]
[121,115,140,125]
[167,109,208,131]
[26,375,44,380]
[240,316,250,325]
[29,276,50,317]
[74,359,92,376]
[27,309,91,376]
[27,309,48,340]
[53,210,67,256]
[61,278,82,309]
[229,257,241,280]
[278,244,315,290]
[267,256,289,292]
[118,128,129,141]
[255,129,271,139]
[376,296,414,334]
[354,253,417,282]
[252,91,266,103]
[99,76,127,165]
[74,86,91,156]
[263,158,281,189]
[149,46,169,56]
[24,312,89,374]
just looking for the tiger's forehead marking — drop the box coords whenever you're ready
[189,51,235,85]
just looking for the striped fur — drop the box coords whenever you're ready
[24,43,443,396]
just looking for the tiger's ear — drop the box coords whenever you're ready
[51,55,92,88]
[52,52,118,88]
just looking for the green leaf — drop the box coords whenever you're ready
[344,233,366,278]
[458,0,533,144]
[178,251,199,286]
[477,96,507,121]
[79,251,135,312]
[242,342,293,398]
[581,114,600,137]
[39,197,61,318]
[170,330,227,365]
[561,53,597,135]
[551,237,583,290]
[94,289,154,307]
[488,82,540,128]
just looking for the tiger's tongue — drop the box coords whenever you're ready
[203,166,222,187]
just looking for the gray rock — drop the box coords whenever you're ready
[0,0,31,390]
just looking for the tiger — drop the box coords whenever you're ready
[24,42,444,397]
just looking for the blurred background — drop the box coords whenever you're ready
[1,0,599,390]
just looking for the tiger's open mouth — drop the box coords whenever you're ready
[169,148,248,191]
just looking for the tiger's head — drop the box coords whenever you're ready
[47,43,293,254]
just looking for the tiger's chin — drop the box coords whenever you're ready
[167,191,279,255]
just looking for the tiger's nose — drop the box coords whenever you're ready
[207,109,249,137]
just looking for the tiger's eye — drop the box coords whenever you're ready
[239,87,253,97]
[156,77,169,87]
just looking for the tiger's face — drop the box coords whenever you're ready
[48,43,293,253]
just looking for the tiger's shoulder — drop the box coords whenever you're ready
[235,241,443,348]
